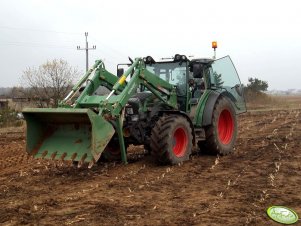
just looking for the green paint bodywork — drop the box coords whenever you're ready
[193,89,213,127]
[22,56,246,165]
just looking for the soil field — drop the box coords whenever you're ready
[0,99,300,225]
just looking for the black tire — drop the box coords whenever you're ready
[100,139,126,162]
[150,115,192,165]
[200,96,237,155]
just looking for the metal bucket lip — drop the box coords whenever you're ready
[22,108,93,124]
[23,108,91,114]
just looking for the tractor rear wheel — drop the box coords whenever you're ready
[150,115,192,165]
[201,96,237,155]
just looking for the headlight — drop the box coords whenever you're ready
[131,115,139,121]
[174,54,181,61]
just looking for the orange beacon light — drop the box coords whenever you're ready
[212,41,218,49]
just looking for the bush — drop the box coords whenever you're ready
[244,77,270,104]
[0,108,23,128]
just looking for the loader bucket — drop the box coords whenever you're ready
[22,108,115,163]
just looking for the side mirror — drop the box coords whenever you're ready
[192,63,203,78]
[117,68,124,77]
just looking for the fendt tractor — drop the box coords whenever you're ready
[23,45,246,167]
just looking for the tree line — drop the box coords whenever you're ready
[11,59,80,108]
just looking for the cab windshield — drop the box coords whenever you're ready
[146,62,187,95]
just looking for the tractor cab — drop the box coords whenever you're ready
[188,58,213,101]
[144,55,188,94]
[143,54,211,111]
[143,55,190,111]
[143,55,216,112]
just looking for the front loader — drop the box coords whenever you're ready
[23,54,246,167]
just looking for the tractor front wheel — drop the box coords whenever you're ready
[150,115,192,165]
[100,139,126,162]
[200,96,237,155]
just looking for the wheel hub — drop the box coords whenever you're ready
[173,127,188,157]
[218,109,234,145]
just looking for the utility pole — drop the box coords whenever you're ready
[77,32,96,72]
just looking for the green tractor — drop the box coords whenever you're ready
[23,54,246,167]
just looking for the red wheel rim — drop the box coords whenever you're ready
[218,109,234,145]
[173,127,188,157]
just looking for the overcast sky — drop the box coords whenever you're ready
[0,0,300,90]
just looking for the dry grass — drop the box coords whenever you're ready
[246,93,301,110]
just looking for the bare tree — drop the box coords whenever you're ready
[22,59,80,107]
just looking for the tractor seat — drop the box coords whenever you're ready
[192,78,205,98]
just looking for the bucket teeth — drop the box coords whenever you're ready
[71,153,77,162]
[81,153,87,162]
[51,152,57,160]
[77,154,88,168]
[29,149,94,167]
[61,153,67,161]
[77,160,83,168]
[88,159,96,169]
[41,151,48,159]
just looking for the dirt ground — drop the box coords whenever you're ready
[0,97,300,226]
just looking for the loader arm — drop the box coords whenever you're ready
[76,58,178,116]
[61,60,127,107]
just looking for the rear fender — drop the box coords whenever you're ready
[202,91,220,126]
[200,91,238,127]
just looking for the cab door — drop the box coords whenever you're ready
[210,56,247,113]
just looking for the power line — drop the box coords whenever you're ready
[0,26,128,59]
[0,25,81,35]
[90,37,128,59]
[0,41,74,49]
